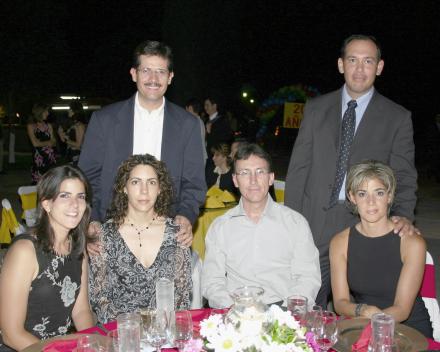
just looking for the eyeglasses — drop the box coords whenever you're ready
[136,67,169,78]
[235,168,269,178]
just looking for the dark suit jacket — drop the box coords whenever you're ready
[78,95,207,223]
[206,114,233,154]
[284,88,417,245]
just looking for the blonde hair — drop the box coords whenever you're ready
[346,160,396,214]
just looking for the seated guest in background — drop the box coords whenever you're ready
[89,154,192,323]
[206,143,238,196]
[0,166,94,351]
[58,101,86,166]
[229,137,248,159]
[202,143,320,308]
[330,160,432,338]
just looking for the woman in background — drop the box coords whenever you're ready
[206,143,237,195]
[89,154,192,323]
[0,166,94,351]
[58,101,86,166]
[330,160,432,337]
[27,103,57,184]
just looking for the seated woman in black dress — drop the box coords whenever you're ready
[206,143,238,196]
[0,166,94,351]
[330,160,432,338]
[89,154,192,323]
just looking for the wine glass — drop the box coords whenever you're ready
[169,310,193,351]
[305,304,322,333]
[75,335,100,352]
[287,294,308,325]
[145,309,168,352]
[314,310,338,351]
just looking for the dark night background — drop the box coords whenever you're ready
[1,0,439,166]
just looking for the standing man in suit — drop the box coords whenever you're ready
[284,34,418,307]
[204,97,233,155]
[79,40,206,245]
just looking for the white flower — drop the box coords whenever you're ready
[207,324,243,352]
[269,305,300,330]
[200,314,224,339]
[33,317,49,333]
[58,326,68,335]
[60,276,78,307]
[51,259,58,270]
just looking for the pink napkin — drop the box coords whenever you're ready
[427,337,440,350]
[42,338,77,352]
[351,323,372,352]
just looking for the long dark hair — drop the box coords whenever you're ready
[106,154,174,226]
[32,165,91,258]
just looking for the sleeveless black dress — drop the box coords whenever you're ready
[0,235,82,351]
[347,226,433,338]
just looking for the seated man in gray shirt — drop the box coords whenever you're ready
[202,143,321,308]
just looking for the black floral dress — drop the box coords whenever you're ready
[89,218,192,323]
[30,122,56,184]
[0,235,82,352]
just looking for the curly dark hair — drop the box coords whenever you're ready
[33,165,91,259]
[106,154,174,226]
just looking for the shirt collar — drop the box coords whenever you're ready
[342,85,374,108]
[135,93,165,116]
[209,112,218,121]
[230,194,276,220]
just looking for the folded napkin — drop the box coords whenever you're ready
[43,338,77,352]
[351,323,372,352]
[427,337,440,350]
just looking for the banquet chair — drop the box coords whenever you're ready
[420,251,440,341]
[191,250,203,309]
[0,198,25,245]
[274,180,285,204]
[18,185,37,227]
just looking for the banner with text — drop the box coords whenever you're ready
[283,102,304,128]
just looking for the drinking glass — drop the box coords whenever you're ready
[287,294,308,325]
[169,310,193,351]
[305,304,323,333]
[139,308,155,348]
[368,313,396,352]
[145,309,169,352]
[106,330,119,352]
[75,335,100,352]
[314,310,338,351]
[117,312,141,352]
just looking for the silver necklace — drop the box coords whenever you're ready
[129,217,156,247]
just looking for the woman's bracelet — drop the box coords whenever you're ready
[355,303,364,317]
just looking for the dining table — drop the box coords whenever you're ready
[21,308,440,352]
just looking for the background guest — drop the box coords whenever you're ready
[330,160,432,338]
[58,101,86,166]
[0,166,94,351]
[185,98,208,165]
[89,154,192,323]
[27,103,57,185]
[206,143,237,196]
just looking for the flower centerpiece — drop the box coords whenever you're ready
[183,305,319,352]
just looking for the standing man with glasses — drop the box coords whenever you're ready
[79,40,206,247]
[202,143,320,308]
[284,34,418,307]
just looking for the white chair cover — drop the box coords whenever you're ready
[422,251,440,341]
[191,250,203,309]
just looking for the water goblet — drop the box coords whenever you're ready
[305,304,323,333]
[145,309,168,352]
[314,310,338,351]
[75,335,100,352]
[287,294,308,325]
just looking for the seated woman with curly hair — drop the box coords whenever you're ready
[89,154,192,323]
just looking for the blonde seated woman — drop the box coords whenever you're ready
[330,160,432,338]
[0,166,94,351]
[89,154,192,323]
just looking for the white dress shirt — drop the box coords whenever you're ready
[201,196,321,308]
[132,93,164,159]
